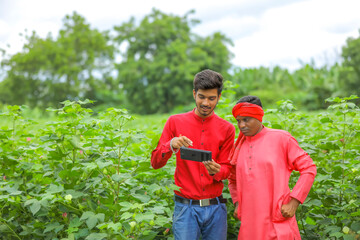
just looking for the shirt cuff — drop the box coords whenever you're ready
[164,140,172,153]
[289,193,304,204]
[212,172,223,181]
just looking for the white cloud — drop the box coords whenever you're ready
[0,20,10,39]
[194,15,260,39]
[229,0,360,70]
[0,0,359,71]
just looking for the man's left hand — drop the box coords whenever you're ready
[281,198,300,218]
[203,160,221,175]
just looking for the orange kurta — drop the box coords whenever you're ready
[228,127,316,240]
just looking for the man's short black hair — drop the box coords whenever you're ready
[193,69,223,95]
[236,95,262,108]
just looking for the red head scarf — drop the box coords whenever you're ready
[232,102,264,122]
[229,102,264,165]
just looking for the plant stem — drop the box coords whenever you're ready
[299,207,309,239]
[59,202,82,214]
[340,113,346,205]
[0,217,21,240]
[12,117,16,150]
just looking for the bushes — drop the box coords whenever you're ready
[0,101,175,239]
[0,96,359,239]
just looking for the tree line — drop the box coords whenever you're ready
[0,9,359,114]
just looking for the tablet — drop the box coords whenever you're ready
[180,147,212,162]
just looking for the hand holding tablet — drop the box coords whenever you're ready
[180,147,212,162]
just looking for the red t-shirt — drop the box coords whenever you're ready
[151,109,235,200]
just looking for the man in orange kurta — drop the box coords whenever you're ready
[228,95,317,240]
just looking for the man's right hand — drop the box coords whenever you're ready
[234,202,239,219]
[171,135,193,150]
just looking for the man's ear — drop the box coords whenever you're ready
[193,89,196,99]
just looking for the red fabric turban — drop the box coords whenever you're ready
[232,102,264,122]
[229,102,264,165]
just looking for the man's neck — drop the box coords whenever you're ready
[195,108,214,119]
[252,125,264,136]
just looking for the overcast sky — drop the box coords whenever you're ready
[0,0,359,71]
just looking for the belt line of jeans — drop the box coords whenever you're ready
[174,195,227,207]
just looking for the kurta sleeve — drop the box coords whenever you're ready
[286,136,317,204]
[151,118,174,169]
[212,125,236,181]
[228,164,238,203]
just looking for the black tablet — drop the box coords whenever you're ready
[180,147,212,162]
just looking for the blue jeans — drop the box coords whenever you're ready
[172,195,227,240]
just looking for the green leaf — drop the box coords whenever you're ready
[30,200,41,215]
[119,202,133,211]
[82,213,104,229]
[82,162,97,171]
[154,216,170,226]
[324,226,341,234]
[65,190,84,199]
[271,123,283,129]
[135,212,155,222]
[43,222,64,233]
[47,184,64,194]
[344,95,359,100]
[69,217,82,228]
[98,222,122,231]
[7,188,22,195]
[69,135,82,149]
[150,206,165,214]
[96,213,105,222]
[132,193,151,203]
[351,222,360,231]
[85,233,107,240]
[168,184,181,192]
[111,174,122,182]
[343,235,356,240]
[139,231,158,240]
[329,232,343,238]
[62,233,75,240]
[306,199,322,207]
[305,216,316,225]
[147,183,161,193]
[97,160,113,169]
[86,216,98,230]
[107,222,122,231]
[320,117,331,123]
[120,212,133,220]
[78,99,95,105]
[24,199,37,206]
[80,211,95,220]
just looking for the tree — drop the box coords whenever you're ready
[113,8,233,114]
[340,29,360,101]
[0,12,115,108]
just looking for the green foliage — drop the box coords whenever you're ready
[231,64,348,111]
[293,64,346,110]
[0,100,175,239]
[0,95,360,239]
[265,96,360,240]
[113,8,233,114]
[0,12,115,108]
[0,9,233,114]
[1,9,359,115]
[341,30,360,100]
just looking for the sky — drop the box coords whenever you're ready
[0,0,359,71]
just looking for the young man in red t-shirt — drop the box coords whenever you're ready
[151,69,235,240]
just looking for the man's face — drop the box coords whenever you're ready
[236,116,262,136]
[193,88,220,118]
